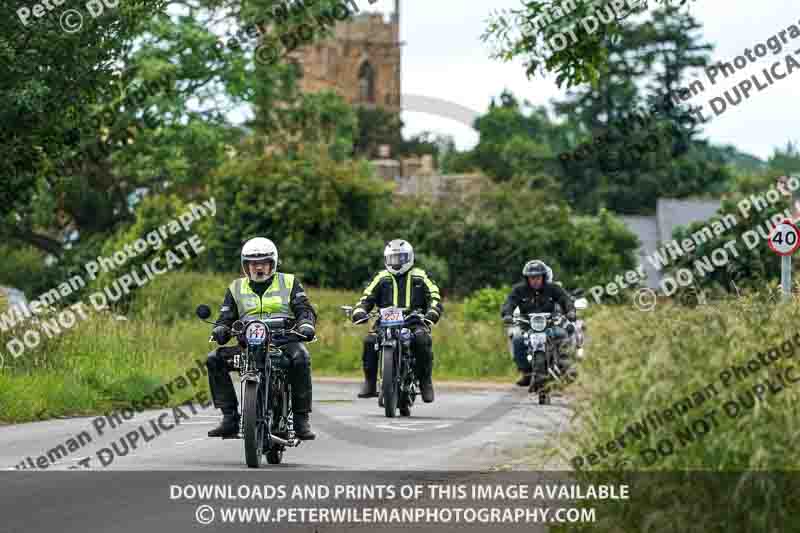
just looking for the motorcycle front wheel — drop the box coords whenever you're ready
[242,380,265,468]
[382,345,399,418]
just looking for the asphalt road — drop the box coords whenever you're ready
[0,380,572,471]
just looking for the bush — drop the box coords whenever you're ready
[463,286,510,321]
[206,147,393,289]
[0,245,52,297]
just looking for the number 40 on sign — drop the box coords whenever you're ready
[769,220,800,256]
[768,219,800,301]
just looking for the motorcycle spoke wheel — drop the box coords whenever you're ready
[382,346,398,418]
[242,381,264,468]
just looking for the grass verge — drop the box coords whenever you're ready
[535,294,800,532]
[0,272,514,423]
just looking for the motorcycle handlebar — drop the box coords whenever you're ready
[348,311,432,328]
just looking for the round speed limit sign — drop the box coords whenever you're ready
[768,219,800,256]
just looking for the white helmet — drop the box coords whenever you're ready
[384,239,414,275]
[241,237,278,283]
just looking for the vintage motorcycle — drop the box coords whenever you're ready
[512,296,588,405]
[196,304,313,467]
[341,305,433,418]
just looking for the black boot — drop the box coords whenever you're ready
[415,348,434,403]
[293,413,316,440]
[208,413,239,437]
[358,367,378,398]
[420,377,434,403]
[516,372,532,387]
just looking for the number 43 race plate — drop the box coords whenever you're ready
[768,219,800,256]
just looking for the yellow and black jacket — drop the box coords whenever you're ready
[356,268,443,323]
[216,272,316,328]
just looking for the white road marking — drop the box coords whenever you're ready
[375,424,423,431]
[374,421,454,431]
[175,438,206,446]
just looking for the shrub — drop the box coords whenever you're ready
[463,286,510,321]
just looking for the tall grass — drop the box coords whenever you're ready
[545,294,800,532]
[0,272,515,423]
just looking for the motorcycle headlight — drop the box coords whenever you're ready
[530,315,547,332]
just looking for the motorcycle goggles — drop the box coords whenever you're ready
[385,252,411,268]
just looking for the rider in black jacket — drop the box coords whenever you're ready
[351,239,443,403]
[501,260,575,386]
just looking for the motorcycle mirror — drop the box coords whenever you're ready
[574,298,588,310]
[196,304,212,320]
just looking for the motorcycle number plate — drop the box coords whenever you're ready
[245,322,267,344]
[529,332,547,348]
[380,307,404,326]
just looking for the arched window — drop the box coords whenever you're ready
[358,61,375,103]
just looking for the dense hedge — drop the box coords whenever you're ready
[7,150,639,305]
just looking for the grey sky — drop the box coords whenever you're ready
[364,0,799,160]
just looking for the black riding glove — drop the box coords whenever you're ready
[297,321,316,340]
[424,310,440,324]
[212,326,231,345]
[351,307,367,324]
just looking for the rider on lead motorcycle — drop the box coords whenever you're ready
[501,260,576,387]
[206,237,318,440]
[350,240,443,403]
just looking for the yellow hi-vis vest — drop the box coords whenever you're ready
[229,273,295,320]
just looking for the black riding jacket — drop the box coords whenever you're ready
[356,268,444,322]
[501,281,574,318]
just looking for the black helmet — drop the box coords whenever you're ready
[522,260,553,284]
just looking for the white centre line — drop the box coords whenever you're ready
[175,438,206,446]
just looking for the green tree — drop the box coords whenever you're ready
[472,90,567,181]
[353,106,403,159]
[206,146,393,288]
[483,0,694,88]
[0,0,167,257]
[554,5,731,213]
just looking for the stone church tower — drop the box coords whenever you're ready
[288,1,402,112]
